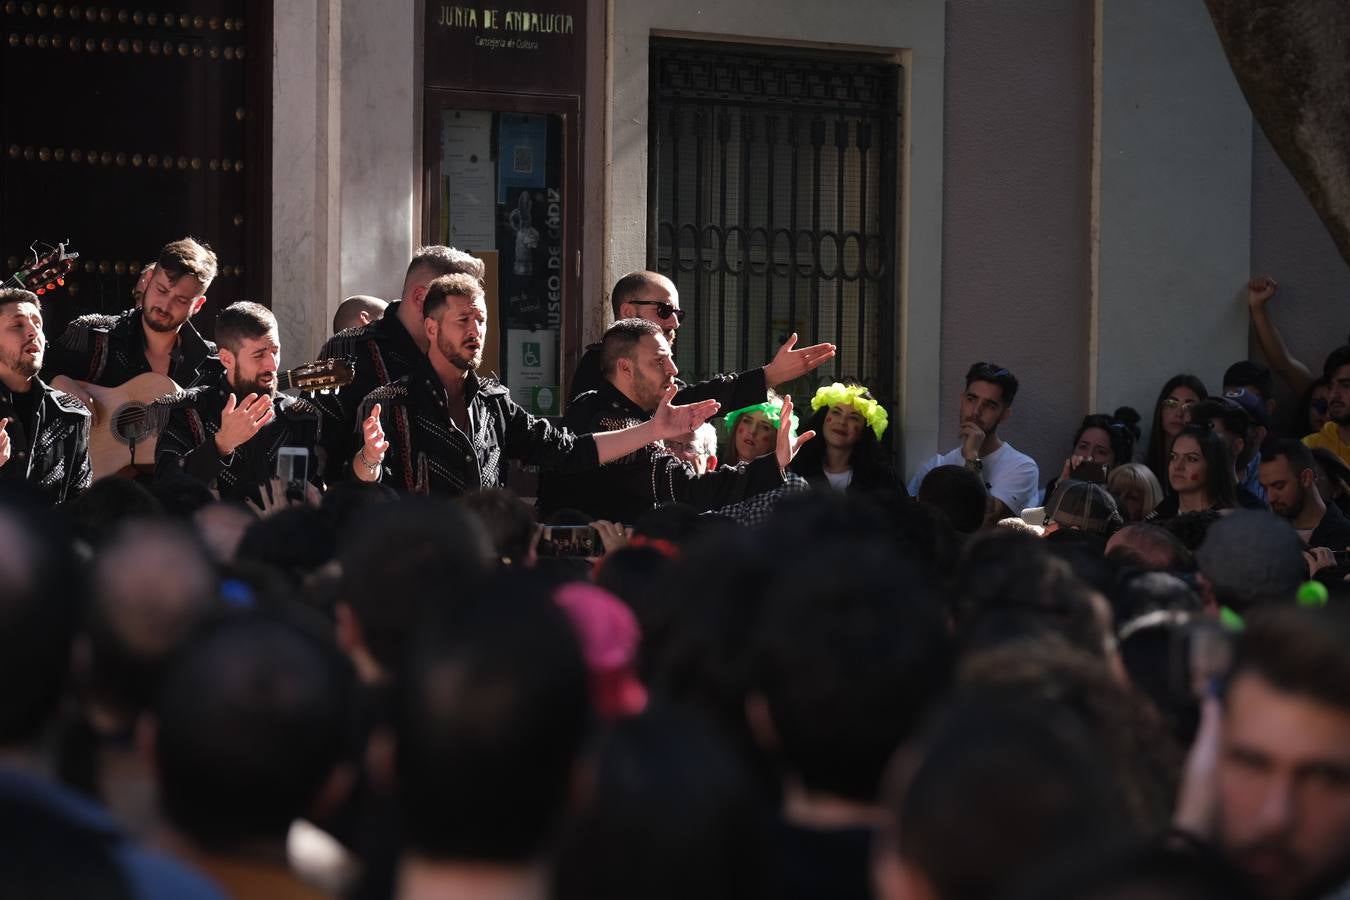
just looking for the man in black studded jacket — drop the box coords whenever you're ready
[0,289,91,505]
[45,238,223,399]
[349,275,723,498]
[154,303,323,505]
[538,319,815,522]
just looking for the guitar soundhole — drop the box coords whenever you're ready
[111,404,150,444]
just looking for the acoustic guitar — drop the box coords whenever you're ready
[83,358,355,480]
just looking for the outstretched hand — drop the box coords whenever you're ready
[764,333,836,388]
[776,394,814,470]
[651,385,720,439]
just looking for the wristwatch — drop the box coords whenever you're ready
[965,456,983,473]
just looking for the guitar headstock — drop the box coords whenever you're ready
[6,241,79,296]
[282,357,356,395]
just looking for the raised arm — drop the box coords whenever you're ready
[1247,275,1315,395]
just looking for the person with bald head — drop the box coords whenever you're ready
[331,295,387,335]
[567,270,837,414]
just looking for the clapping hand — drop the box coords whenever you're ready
[216,393,276,456]
[764,333,837,388]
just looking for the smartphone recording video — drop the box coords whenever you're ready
[537,525,601,558]
[275,446,310,502]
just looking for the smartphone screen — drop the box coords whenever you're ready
[275,446,310,501]
[537,525,600,558]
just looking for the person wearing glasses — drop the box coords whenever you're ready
[45,238,224,404]
[1143,374,1207,489]
[566,270,837,411]
[906,362,1040,522]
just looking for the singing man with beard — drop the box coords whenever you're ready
[46,238,224,403]
[0,288,92,504]
[352,274,722,496]
[154,302,324,505]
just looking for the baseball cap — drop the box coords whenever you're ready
[1223,388,1270,429]
[1043,480,1124,535]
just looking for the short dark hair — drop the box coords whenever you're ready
[1190,398,1253,467]
[750,540,952,802]
[422,273,485,321]
[154,614,356,848]
[1104,523,1194,573]
[337,499,492,673]
[601,318,663,377]
[157,237,218,289]
[918,464,987,534]
[1324,345,1350,381]
[457,488,538,567]
[891,693,1132,900]
[0,287,39,313]
[1260,437,1315,477]
[404,245,485,291]
[332,294,385,333]
[1231,607,1350,714]
[552,707,766,900]
[214,301,276,354]
[1223,360,1274,401]
[610,271,670,319]
[398,572,590,862]
[965,361,1019,406]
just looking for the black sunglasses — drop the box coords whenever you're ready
[629,300,686,323]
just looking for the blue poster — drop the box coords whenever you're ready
[497,114,548,203]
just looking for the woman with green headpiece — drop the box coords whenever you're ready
[790,381,902,496]
[721,391,798,466]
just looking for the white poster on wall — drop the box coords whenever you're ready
[506,328,560,416]
[442,109,496,251]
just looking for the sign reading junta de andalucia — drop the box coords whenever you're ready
[436,6,576,50]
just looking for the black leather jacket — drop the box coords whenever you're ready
[46,309,222,388]
[359,368,599,496]
[538,379,785,522]
[0,377,92,505]
[152,373,325,504]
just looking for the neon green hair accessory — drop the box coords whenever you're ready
[809,382,889,440]
[724,397,798,439]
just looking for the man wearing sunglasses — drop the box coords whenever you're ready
[566,270,836,410]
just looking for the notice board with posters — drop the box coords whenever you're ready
[422,1,585,415]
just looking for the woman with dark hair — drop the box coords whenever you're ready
[790,381,901,496]
[1146,426,1237,521]
[1044,409,1141,499]
[1144,375,1208,487]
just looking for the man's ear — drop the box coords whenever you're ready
[424,315,439,344]
[410,283,429,315]
[218,346,236,377]
[998,403,1013,425]
[190,295,208,317]
[616,302,635,321]
[1301,466,1318,490]
[705,453,717,472]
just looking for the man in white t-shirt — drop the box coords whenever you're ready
[907,361,1040,520]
